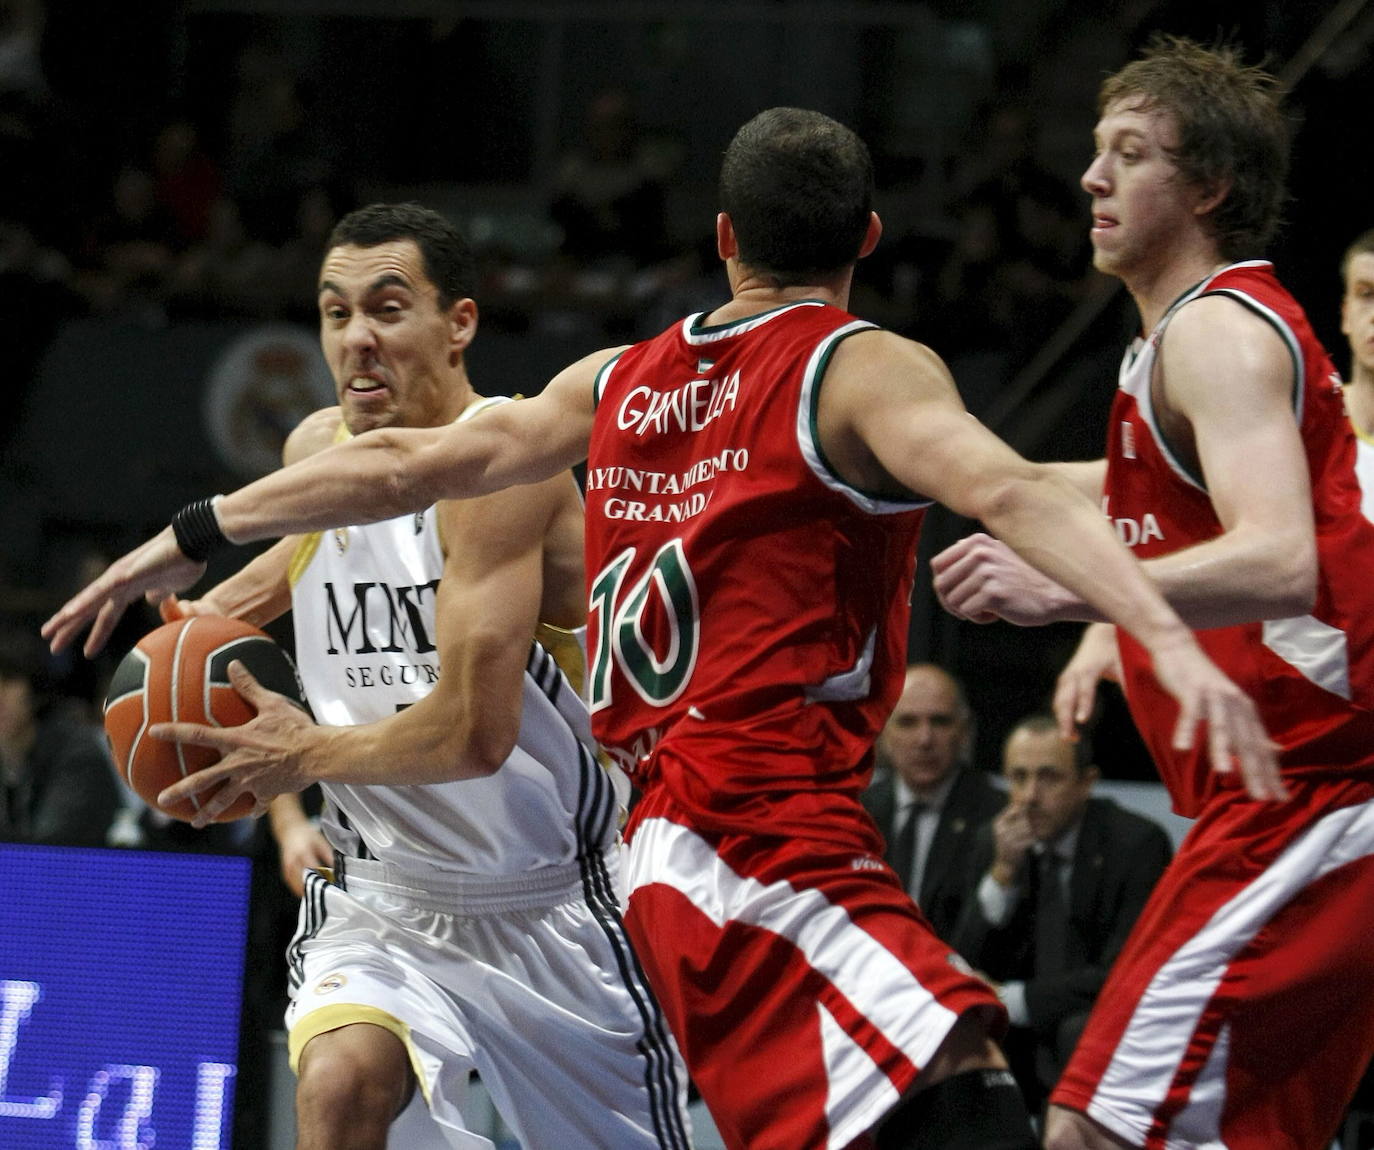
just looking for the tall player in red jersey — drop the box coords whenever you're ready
[45,112,1277,1150]
[934,37,1374,1150]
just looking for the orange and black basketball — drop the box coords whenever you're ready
[103,616,305,823]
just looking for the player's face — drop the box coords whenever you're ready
[1342,252,1374,379]
[1002,728,1095,844]
[1081,100,1206,285]
[317,240,475,435]
[878,668,968,795]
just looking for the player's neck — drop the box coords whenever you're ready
[436,369,481,426]
[1125,245,1230,333]
[709,263,853,325]
[1345,372,1374,437]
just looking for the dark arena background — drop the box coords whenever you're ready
[2,2,1372,1147]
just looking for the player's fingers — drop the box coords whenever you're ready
[1226,700,1286,802]
[157,765,228,809]
[84,597,125,658]
[928,534,988,575]
[42,580,107,651]
[149,720,237,751]
[171,769,249,828]
[191,785,243,829]
[1170,691,1199,752]
[1205,698,1235,778]
[1052,673,1088,738]
[281,865,306,898]
[226,659,265,699]
[158,596,188,623]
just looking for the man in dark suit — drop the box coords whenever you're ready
[862,663,1005,940]
[948,713,1172,1111]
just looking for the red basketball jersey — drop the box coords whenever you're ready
[1104,261,1374,815]
[584,302,927,844]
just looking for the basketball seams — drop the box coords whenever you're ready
[170,617,202,812]
[112,649,152,799]
[105,615,299,824]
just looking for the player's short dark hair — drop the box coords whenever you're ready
[1004,712,1094,776]
[1098,35,1288,261]
[719,107,873,286]
[1342,229,1374,283]
[326,202,477,309]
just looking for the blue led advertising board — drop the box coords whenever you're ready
[0,844,251,1149]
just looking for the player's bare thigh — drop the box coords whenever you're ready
[1042,1104,1135,1150]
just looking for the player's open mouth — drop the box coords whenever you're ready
[348,377,386,394]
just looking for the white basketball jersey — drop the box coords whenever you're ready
[1354,427,1374,519]
[289,398,618,878]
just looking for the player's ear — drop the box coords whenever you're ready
[1193,178,1231,219]
[859,211,882,260]
[717,212,738,262]
[448,297,478,359]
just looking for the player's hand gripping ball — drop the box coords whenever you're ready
[103,616,306,823]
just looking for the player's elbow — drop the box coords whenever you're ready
[974,467,1069,530]
[461,725,517,778]
[453,706,520,778]
[1267,532,1318,618]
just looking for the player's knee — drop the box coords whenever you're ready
[294,1028,414,1140]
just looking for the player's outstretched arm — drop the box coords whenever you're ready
[42,350,612,657]
[820,330,1283,799]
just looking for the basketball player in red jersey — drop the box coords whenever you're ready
[933,38,1374,1150]
[46,108,1277,1150]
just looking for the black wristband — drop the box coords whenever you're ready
[171,496,229,562]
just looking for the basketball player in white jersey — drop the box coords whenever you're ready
[157,202,691,1150]
[1341,229,1374,494]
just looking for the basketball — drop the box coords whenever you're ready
[103,616,306,823]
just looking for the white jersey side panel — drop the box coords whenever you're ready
[289,409,615,878]
[1355,432,1374,520]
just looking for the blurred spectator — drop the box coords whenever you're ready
[0,623,123,846]
[550,86,673,269]
[73,163,177,316]
[165,193,278,318]
[271,182,342,320]
[151,114,223,249]
[861,662,1004,940]
[948,714,1172,1111]
[225,50,333,245]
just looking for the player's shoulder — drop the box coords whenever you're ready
[284,406,345,465]
[1169,283,1284,341]
[824,326,958,408]
[1162,291,1292,378]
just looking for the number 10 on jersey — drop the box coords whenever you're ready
[589,540,701,712]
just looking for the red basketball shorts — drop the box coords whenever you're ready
[622,789,1003,1150]
[1052,777,1374,1149]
